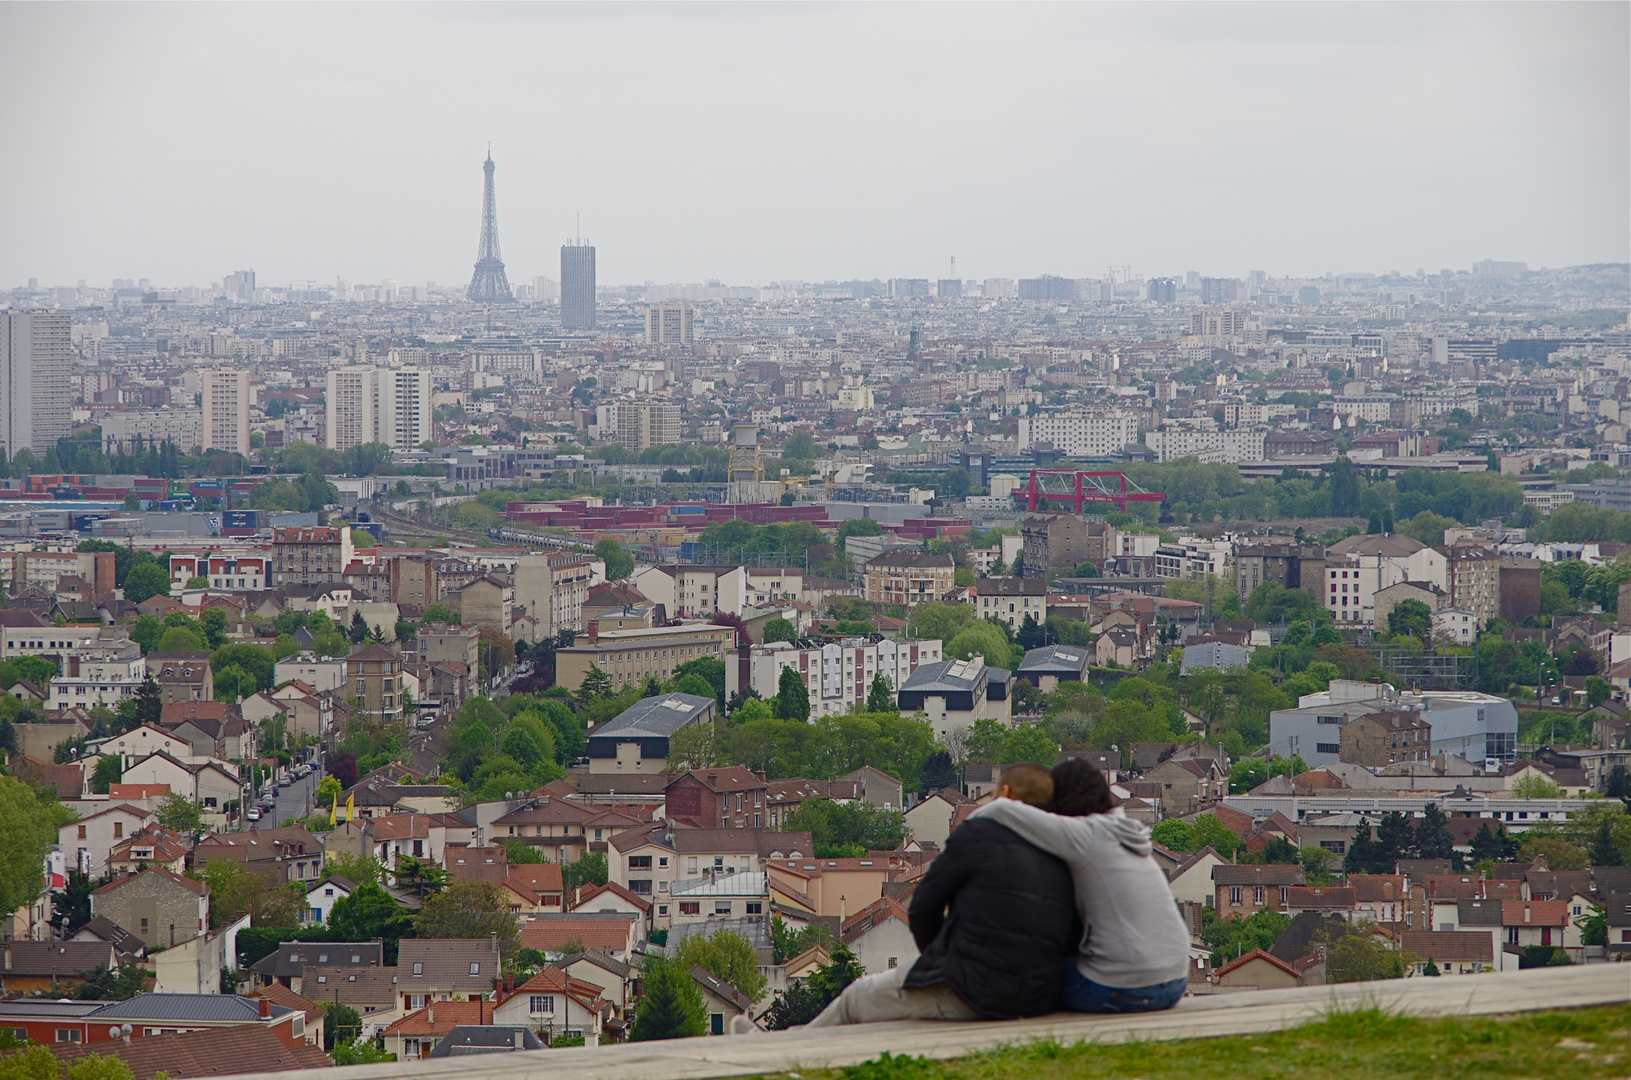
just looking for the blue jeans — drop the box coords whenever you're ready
[1062,967,1187,1014]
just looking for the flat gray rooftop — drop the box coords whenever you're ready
[217,965,1627,1080]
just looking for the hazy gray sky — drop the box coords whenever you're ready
[2,2,1626,289]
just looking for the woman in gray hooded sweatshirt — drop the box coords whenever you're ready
[968,758,1191,1013]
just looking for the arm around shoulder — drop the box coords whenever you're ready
[966,797,1083,859]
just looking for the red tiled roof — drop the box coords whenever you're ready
[1500,900,1569,927]
[519,919,633,953]
[43,1023,330,1080]
[382,1000,495,1037]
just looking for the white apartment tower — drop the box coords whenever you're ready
[378,368,432,450]
[326,367,378,450]
[645,303,694,345]
[200,369,252,455]
[0,311,71,456]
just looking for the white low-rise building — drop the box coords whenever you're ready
[725,635,943,717]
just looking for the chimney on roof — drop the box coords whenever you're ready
[587,621,598,644]
[258,997,271,1019]
[428,1003,434,1025]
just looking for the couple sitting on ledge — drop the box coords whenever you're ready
[808,759,1189,1026]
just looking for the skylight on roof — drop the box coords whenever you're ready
[662,698,690,711]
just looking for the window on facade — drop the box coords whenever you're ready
[629,855,652,869]
[530,995,555,1014]
[680,902,701,915]
[1253,886,1265,906]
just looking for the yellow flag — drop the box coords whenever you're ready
[329,797,337,826]
[345,793,355,823]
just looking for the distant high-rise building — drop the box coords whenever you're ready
[378,368,433,450]
[1146,277,1177,303]
[937,279,963,299]
[326,367,377,450]
[597,402,681,451]
[326,366,430,451]
[0,311,71,456]
[889,278,931,298]
[467,153,513,303]
[532,275,559,301]
[1018,275,1075,302]
[1200,277,1241,304]
[983,278,1017,300]
[645,303,694,345]
[561,243,596,329]
[224,270,256,301]
[200,369,252,455]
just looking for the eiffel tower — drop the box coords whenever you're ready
[467,151,513,302]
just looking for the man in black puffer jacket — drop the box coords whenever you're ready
[807,763,1078,1025]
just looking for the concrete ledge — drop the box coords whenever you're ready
[223,966,1630,1080]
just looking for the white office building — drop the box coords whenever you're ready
[1016,411,1140,456]
[1144,428,1267,463]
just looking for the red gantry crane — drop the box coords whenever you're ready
[1011,470,1166,514]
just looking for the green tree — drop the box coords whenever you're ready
[122,562,171,605]
[1201,909,1289,968]
[563,851,609,892]
[1470,821,1518,863]
[775,666,810,722]
[327,882,413,951]
[785,430,820,460]
[196,859,304,928]
[1512,774,1564,799]
[90,755,123,794]
[673,928,768,1003]
[414,878,521,960]
[1386,598,1433,642]
[594,538,635,582]
[1150,818,1198,851]
[866,673,896,714]
[762,618,798,644]
[630,957,708,1041]
[946,620,1010,664]
[782,799,906,857]
[770,915,837,964]
[0,779,64,917]
[330,1037,397,1065]
[666,721,723,772]
[761,946,864,1029]
[999,722,1058,765]
[1328,456,1360,518]
[199,607,229,650]
[1415,803,1459,866]
[421,602,461,626]
[320,1001,363,1052]
[1322,921,1416,983]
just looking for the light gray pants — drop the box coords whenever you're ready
[806,966,981,1026]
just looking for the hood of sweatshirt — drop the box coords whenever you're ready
[1106,815,1152,856]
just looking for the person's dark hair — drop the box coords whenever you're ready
[1050,758,1120,816]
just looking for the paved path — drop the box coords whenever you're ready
[219,964,1629,1080]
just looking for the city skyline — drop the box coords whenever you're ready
[1,3,1625,288]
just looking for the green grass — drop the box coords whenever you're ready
[758,1004,1631,1080]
